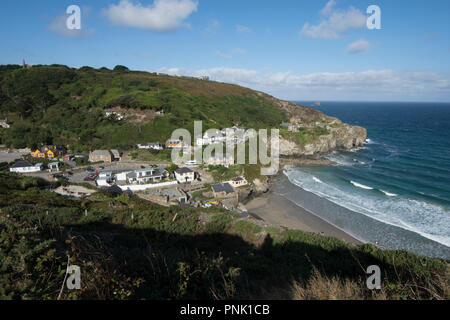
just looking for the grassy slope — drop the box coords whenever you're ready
[0,65,287,151]
[0,172,448,300]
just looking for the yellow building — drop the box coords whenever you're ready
[31,145,64,159]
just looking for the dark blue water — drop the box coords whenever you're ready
[283,102,450,257]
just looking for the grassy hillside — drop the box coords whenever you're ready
[0,65,287,151]
[0,172,448,300]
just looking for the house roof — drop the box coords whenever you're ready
[212,183,235,194]
[91,150,111,157]
[212,184,225,193]
[135,168,154,174]
[11,160,34,168]
[223,183,235,194]
[175,167,193,174]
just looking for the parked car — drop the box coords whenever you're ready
[84,175,97,181]
[54,175,69,181]
[86,166,95,172]
[99,166,105,170]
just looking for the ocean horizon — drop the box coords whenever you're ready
[281,101,450,259]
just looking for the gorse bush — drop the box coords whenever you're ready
[0,65,287,151]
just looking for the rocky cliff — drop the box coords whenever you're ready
[278,122,367,156]
[262,94,367,157]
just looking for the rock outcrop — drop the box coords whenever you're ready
[279,123,367,156]
[262,94,367,157]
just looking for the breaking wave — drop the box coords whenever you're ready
[284,169,450,248]
[350,181,373,190]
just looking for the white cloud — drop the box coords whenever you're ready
[156,66,450,101]
[103,0,198,32]
[346,39,370,54]
[47,13,94,38]
[216,51,232,59]
[215,48,247,59]
[320,0,336,16]
[232,48,247,55]
[236,24,252,33]
[205,19,220,34]
[300,0,366,39]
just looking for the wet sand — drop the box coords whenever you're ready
[246,192,363,246]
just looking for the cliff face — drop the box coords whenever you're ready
[279,123,367,156]
[261,94,367,157]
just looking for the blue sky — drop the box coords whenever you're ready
[0,0,449,101]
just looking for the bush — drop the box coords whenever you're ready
[233,220,262,238]
[113,65,129,72]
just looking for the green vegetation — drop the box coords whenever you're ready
[233,220,263,239]
[265,226,282,237]
[0,65,287,151]
[280,126,330,148]
[205,212,239,234]
[208,165,242,182]
[130,149,173,162]
[0,173,448,300]
[190,188,209,201]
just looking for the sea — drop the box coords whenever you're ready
[278,101,450,259]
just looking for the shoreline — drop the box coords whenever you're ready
[244,155,363,246]
[246,190,363,246]
[250,167,450,260]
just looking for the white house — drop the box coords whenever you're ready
[205,154,234,168]
[149,143,164,150]
[136,144,150,149]
[226,176,248,188]
[96,178,112,187]
[98,171,113,179]
[174,167,195,184]
[116,171,132,182]
[136,143,164,150]
[124,167,168,185]
[9,160,43,173]
[196,127,251,146]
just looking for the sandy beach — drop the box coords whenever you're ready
[246,192,363,246]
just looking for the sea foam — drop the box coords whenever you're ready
[350,181,374,190]
[284,169,450,248]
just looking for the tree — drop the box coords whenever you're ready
[114,65,129,72]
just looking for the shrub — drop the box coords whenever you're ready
[233,220,262,238]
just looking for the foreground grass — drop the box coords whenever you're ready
[0,172,448,300]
